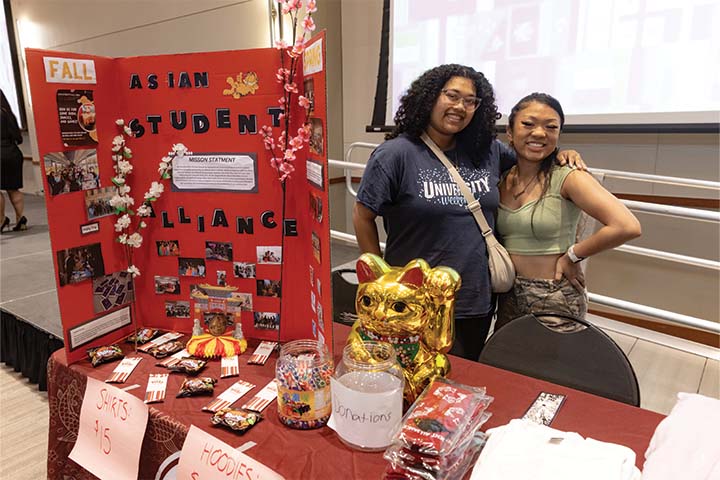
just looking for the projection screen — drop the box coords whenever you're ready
[389,0,719,127]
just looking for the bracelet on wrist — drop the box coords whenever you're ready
[567,244,585,264]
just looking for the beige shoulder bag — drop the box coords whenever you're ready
[420,132,515,293]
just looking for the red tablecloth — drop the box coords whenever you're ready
[47,324,663,479]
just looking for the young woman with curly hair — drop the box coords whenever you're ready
[353,65,585,360]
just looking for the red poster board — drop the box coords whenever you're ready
[26,32,332,364]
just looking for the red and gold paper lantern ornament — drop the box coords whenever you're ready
[186,284,248,358]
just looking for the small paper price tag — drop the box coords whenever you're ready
[221,355,239,378]
[144,373,169,404]
[157,348,191,368]
[241,380,278,412]
[202,380,255,413]
[138,331,182,352]
[105,357,142,384]
[248,341,277,365]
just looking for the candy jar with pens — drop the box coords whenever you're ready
[275,339,334,429]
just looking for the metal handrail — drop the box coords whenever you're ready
[329,229,720,335]
[589,168,720,190]
[328,143,720,335]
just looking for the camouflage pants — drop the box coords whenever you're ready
[496,276,588,333]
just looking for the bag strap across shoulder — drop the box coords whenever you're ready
[420,132,501,248]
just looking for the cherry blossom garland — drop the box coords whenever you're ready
[260,0,317,182]
[110,119,191,277]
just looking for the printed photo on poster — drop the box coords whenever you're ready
[205,241,233,261]
[157,240,180,256]
[92,271,134,314]
[311,232,321,263]
[179,257,206,277]
[306,160,323,190]
[233,262,256,278]
[309,191,323,222]
[56,243,105,286]
[85,186,116,220]
[256,246,282,265]
[154,276,180,294]
[230,292,253,312]
[309,118,324,156]
[44,149,100,196]
[253,312,280,331]
[56,89,97,146]
[166,301,190,318]
[303,78,315,114]
[256,279,281,298]
[217,270,227,286]
[189,284,203,295]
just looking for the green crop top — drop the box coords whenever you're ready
[497,166,581,255]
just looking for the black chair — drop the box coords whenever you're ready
[332,268,359,325]
[479,312,640,406]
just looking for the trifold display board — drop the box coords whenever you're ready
[26,32,332,364]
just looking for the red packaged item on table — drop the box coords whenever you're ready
[396,378,492,456]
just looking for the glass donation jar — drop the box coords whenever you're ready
[275,339,334,429]
[329,341,405,451]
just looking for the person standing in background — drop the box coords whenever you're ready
[1,90,28,232]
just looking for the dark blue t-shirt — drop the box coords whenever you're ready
[356,134,515,318]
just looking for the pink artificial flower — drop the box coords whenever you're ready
[298,124,311,142]
[284,149,296,162]
[261,125,273,137]
[306,0,316,12]
[298,95,311,109]
[275,67,290,83]
[278,97,286,105]
[279,161,295,181]
[263,136,275,150]
[278,112,286,122]
[302,15,315,32]
[274,40,287,50]
[291,40,306,57]
[289,135,304,150]
[284,82,298,94]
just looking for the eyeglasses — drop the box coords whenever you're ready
[441,89,481,111]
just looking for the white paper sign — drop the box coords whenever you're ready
[178,425,285,480]
[69,378,149,480]
[172,153,257,192]
[303,38,323,76]
[328,371,404,449]
[44,56,97,84]
[306,160,323,188]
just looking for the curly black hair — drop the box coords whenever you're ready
[387,64,500,161]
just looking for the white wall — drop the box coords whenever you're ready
[338,0,720,324]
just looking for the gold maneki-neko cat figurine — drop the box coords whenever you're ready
[347,253,461,403]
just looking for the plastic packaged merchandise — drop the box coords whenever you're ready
[382,378,493,480]
[332,341,405,451]
[211,407,262,434]
[177,377,217,397]
[126,328,159,344]
[148,340,185,358]
[275,339,333,429]
[87,344,124,367]
[167,357,207,375]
